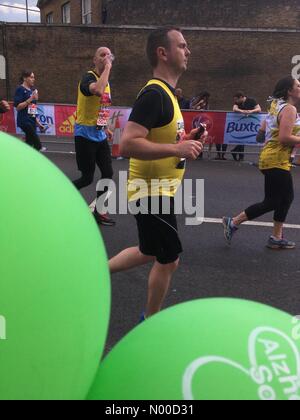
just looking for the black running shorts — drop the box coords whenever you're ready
[132,196,183,265]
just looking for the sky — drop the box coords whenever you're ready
[0,1,41,22]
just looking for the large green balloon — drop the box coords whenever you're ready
[0,133,110,400]
[88,299,300,401]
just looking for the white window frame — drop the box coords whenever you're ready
[0,55,6,80]
[46,12,54,24]
[62,2,71,24]
[82,0,92,24]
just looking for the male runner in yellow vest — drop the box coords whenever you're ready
[73,47,115,226]
[109,27,206,320]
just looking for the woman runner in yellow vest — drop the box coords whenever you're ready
[223,76,300,249]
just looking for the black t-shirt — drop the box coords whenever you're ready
[80,72,99,97]
[129,79,176,131]
[238,97,258,111]
[178,97,190,110]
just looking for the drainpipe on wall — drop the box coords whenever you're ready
[2,23,10,100]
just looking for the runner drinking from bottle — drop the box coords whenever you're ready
[73,47,115,226]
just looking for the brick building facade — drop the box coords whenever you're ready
[1,1,300,109]
[38,0,104,25]
[38,0,300,29]
[105,0,300,29]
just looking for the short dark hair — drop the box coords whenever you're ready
[273,76,296,100]
[198,91,210,99]
[147,27,182,68]
[20,70,33,83]
[234,91,245,99]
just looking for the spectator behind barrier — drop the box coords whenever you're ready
[175,88,190,110]
[190,91,210,111]
[232,91,262,161]
[0,97,10,114]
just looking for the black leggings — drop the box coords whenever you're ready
[245,169,294,223]
[73,137,113,197]
[19,123,42,151]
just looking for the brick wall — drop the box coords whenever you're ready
[1,24,300,111]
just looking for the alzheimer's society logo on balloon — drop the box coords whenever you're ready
[183,326,300,400]
[292,316,300,341]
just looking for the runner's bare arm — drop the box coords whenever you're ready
[16,91,38,112]
[279,105,300,145]
[120,121,202,161]
[89,60,112,97]
[256,119,266,143]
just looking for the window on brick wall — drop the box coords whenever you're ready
[62,2,71,24]
[46,13,54,24]
[82,0,92,24]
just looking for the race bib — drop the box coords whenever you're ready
[96,92,112,128]
[28,104,38,116]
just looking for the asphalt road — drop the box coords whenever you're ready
[44,140,300,353]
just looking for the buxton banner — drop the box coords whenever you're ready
[223,113,265,146]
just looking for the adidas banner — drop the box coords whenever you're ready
[54,104,77,137]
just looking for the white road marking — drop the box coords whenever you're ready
[204,218,300,230]
[88,201,300,230]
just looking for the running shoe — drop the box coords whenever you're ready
[222,217,238,245]
[94,212,116,226]
[40,146,47,153]
[267,236,296,250]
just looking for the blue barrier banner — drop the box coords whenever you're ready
[224,113,265,145]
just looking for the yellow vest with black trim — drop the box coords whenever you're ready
[128,79,186,201]
[259,99,300,171]
[76,71,111,126]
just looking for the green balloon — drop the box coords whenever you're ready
[0,133,110,400]
[88,299,300,401]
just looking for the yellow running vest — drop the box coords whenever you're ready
[128,79,186,202]
[76,71,111,126]
[259,99,300,171]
